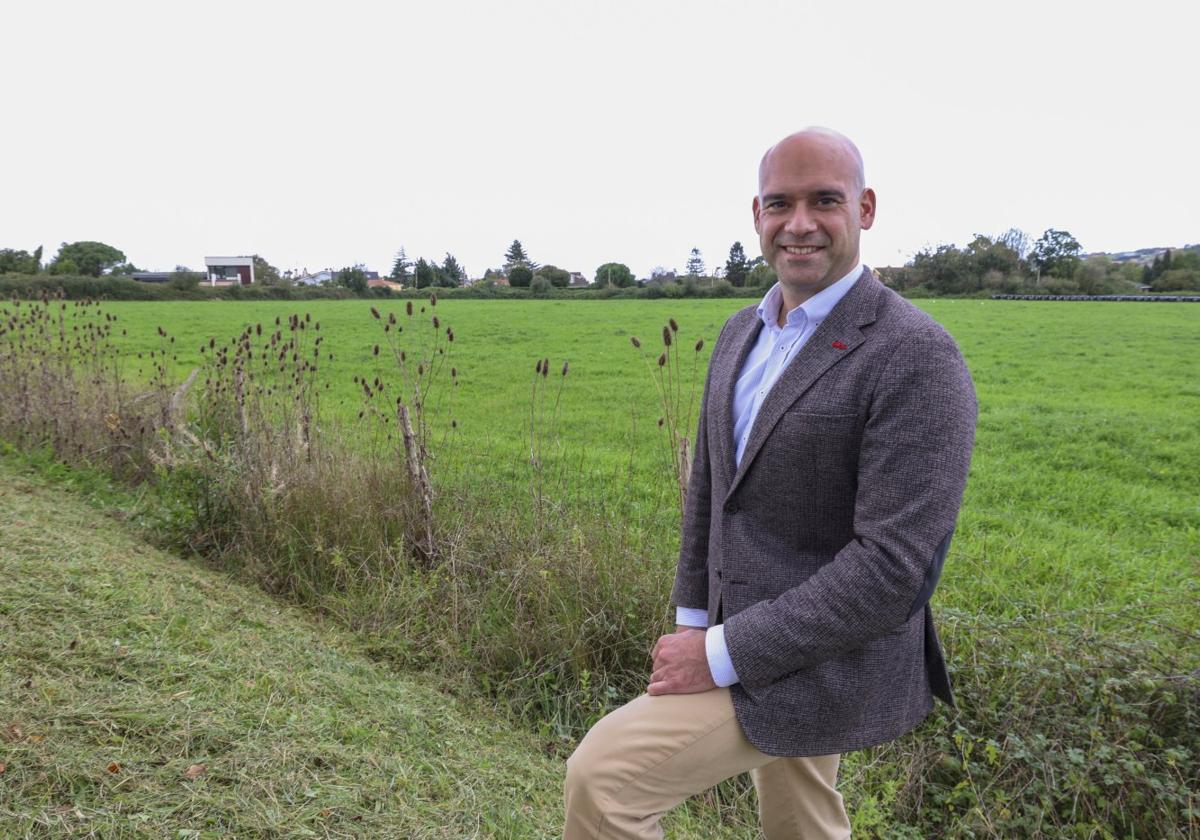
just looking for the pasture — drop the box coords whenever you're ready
[101,296,1200,630]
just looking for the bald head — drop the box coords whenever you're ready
[758,127,866,197]
[751,126,876,310]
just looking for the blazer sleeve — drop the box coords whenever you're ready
[723,328,977,689]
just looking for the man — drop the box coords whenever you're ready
[564,128,977,838]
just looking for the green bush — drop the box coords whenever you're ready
[846,607,1199,838]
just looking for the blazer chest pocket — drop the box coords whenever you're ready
[773,411,858,441]
[760,411,861,486]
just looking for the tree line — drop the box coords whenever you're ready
[881,228,1200,296]
[5,231,1198,296]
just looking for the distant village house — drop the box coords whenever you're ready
[205,256,255,286]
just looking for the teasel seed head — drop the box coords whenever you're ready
[406,301,414,316]
[662,326,672,347]
[630,336,641,349]
[657,352,667,367]
[561,361,569,377]
[371,306,380,319]
[669,317,679,333]
[695,338,704,352]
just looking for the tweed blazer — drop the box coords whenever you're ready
[672,269,977,756]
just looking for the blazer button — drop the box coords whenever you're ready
[724,501,739,514]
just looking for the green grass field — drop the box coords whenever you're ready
[4,295,1198,836]
[98,297,1200,633]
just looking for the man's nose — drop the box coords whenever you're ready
[783,206,818,237]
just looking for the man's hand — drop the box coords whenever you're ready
[648,629,715,695]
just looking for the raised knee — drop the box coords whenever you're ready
[564,741,600,806]
[564,728,618,828]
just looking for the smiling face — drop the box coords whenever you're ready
[753,130,876,309]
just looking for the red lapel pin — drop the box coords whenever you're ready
[831,340,847,350]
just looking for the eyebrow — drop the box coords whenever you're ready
[761,188,848,203]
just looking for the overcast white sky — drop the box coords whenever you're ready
[3,0,1197,278]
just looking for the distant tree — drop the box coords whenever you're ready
[595,262,634,288]
[169,268,203,291]
[1152,267,1200,292]
[746,259,776,288]
[51,241,126,276]
[504,239,531,270]
[414,258,436,289]
[441,252,466,286]
[909,244,974,294]
[1030,229,1082,279]
[996,228,1032,261]
[1072,256,1115,296]
[49,258,79,276]
[686,248,705,277]
[535,264,570,288]
[1148,249,1200,291]
[530,274,553,296]
[964,234,1021,287]
[251,254,282,285]
[1144,249,1174,283]
[507,265,533,288]
[391,247,412,282]
[0,247,41,274]
[724,242,749,287]
[337,265,368,293]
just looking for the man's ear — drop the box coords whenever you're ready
[752,195,762,234]
[859,188,877,231]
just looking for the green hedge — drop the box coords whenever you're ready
[0,274,766,302]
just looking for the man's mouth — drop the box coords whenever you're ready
[781,245,823,255]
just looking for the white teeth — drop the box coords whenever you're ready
[783,245,821,254]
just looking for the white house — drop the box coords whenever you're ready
[204,256,255,286]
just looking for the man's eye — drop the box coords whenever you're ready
[767,201,787,210]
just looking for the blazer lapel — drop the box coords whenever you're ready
[711,311,763,484]
[728,270,881,498]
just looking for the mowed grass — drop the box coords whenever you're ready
[0,460,754,839]
[98,297,1200,637]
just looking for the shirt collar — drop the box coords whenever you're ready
[756,263,863,329]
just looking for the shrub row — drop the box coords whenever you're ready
[0,273,765,302]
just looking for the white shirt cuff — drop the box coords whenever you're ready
[705,624,740,687]
[675,606,709,628]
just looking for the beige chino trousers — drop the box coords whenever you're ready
[564,689,850,839]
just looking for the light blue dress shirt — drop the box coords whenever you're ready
[676,264,863,687]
